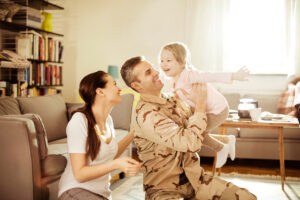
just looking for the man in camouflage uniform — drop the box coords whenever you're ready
[121,56,256,200]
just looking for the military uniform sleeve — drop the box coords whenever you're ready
[136,105,207,152]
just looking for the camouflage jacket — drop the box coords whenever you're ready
[133,93,208,193]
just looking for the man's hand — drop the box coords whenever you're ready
[180,83,207,113]
[232,66,250,81]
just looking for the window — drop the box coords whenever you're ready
[224,0,287,74]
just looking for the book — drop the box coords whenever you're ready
[16,36,31,59]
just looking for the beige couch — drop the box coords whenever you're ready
[199,92,300,161]
[0,93,134,200]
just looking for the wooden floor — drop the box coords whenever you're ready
[132,148,300,178]
[200,157,300,177]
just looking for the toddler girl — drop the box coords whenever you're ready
[159,42,249,168]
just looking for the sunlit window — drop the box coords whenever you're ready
[224,0,287,74]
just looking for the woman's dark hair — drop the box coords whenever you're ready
[74,70,108,161]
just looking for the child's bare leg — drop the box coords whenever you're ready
[206,106,229,132]
[203,106,236,167]
[203,106,229,151]
[210,134,229,144]
[203,133,224,152]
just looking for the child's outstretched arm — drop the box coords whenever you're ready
[231,66,250,81]
[188,66,249,84]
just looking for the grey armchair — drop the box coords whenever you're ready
[0,114,66,200]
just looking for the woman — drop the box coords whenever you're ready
[58,71,141,200]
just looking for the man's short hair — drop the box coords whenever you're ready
[121,56,144,89]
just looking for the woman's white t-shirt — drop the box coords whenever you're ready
[58,112,118,199]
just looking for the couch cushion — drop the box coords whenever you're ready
[41,154,67,177]
[17,94,68,142]
[110,93,134,131]
[0,97,21,115]
[48,138,68,157]
[223,93,241,110]
[243,93,280,113]
[66,102,84,120]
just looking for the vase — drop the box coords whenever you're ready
[41,11,53,32]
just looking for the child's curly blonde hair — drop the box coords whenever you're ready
[159,42,192,68]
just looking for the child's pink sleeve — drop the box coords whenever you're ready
[188,70,233,84]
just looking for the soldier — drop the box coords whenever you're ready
[121,56,257,200]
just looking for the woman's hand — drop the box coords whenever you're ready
[115,157,142,176]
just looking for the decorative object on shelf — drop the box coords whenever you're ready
[108,65,119,79]
[0,8,8,21]
[41,11,53,32]
[0,2,23,22]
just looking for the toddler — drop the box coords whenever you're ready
[159,42,250,168]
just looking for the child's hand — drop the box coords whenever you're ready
[232,66,250,81]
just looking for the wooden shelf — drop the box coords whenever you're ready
[0,21,64,37]
[29,0,64,10]
[28,84,63,88]
[28,59,64,64]
[17,0,64,10]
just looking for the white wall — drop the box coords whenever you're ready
[61,0,290,102]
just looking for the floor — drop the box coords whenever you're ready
[111,150,300,199]
[111,172,300,200]
[132,147,300,178]
[200,156,300,178]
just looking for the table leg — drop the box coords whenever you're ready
[212,152,217,176]
[278,127,285,190]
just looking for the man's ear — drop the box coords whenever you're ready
[131,81,142,92]
[95,88,104,96]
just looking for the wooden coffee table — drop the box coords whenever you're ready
[212,117,299,190]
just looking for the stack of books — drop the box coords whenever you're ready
[0,50,31,69]
[16,30,63,62]
[13,7,42,29]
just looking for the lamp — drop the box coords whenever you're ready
[108,65,119,79]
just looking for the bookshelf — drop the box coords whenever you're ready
[0,0,64,97]
[0,21,64,37]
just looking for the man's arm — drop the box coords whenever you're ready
[136,106,207,152]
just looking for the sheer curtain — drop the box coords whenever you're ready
[185,0,300,76]
[287,0,300,76]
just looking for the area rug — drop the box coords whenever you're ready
[111,173,144,200]
[111,172,300,200]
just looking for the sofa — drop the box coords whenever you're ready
[0,93,134,200]
[199,92,300,161]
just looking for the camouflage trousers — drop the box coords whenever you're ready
[145,174,257,200]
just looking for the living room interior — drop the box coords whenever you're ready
[0,0,300,200]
